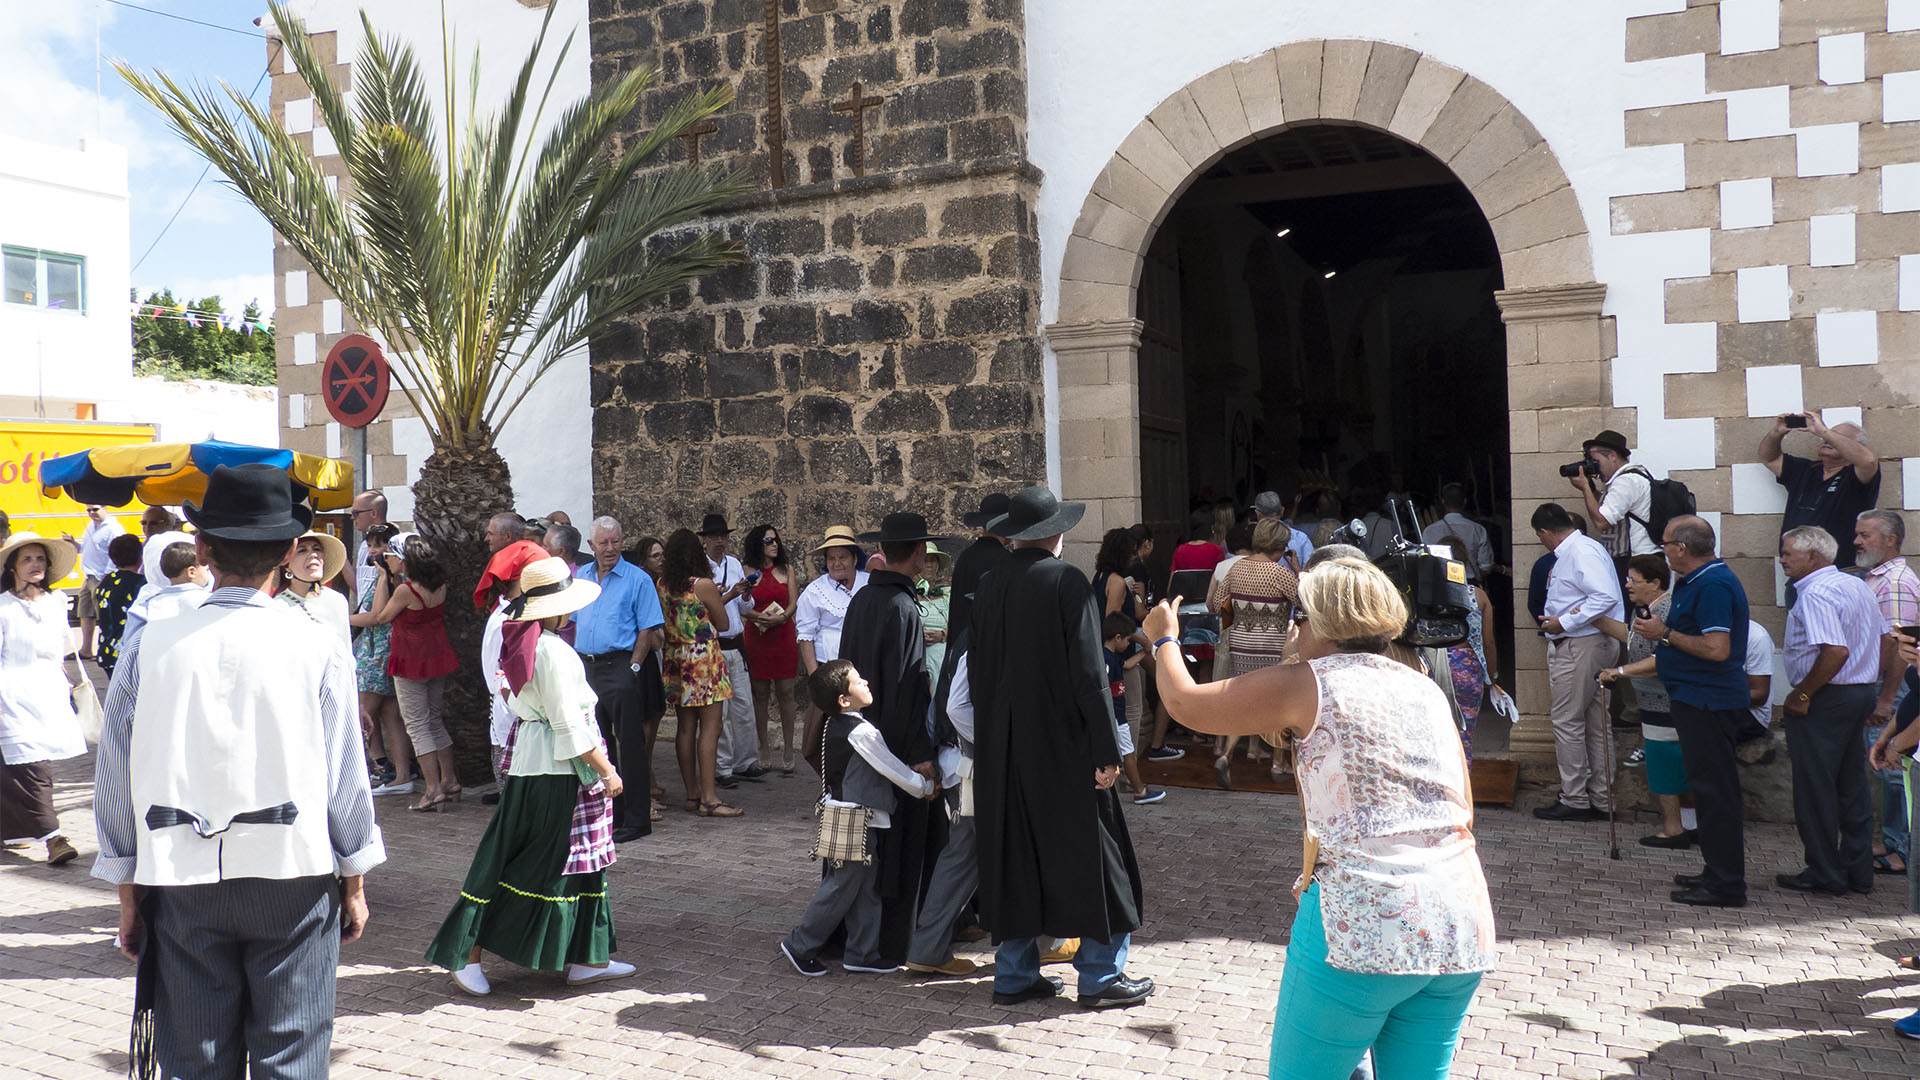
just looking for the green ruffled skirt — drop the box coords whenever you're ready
[425,773,615,972]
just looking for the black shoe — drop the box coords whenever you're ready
[1145,746,1184,762]
[1533,801,1602,822]
[1674,872,1706,888]
[1775,871,1846,895]
[993,974,1064,1005]
[1079,975,1155,1009]
[481,792,501,806]
[611,826,646,844]
[715,774,739,789]
[1671,886,1746,907]
[734,763,770,781]
[781,942,827,977]
[1639,832,1694,849]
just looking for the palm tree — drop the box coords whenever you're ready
[120,2,744,777]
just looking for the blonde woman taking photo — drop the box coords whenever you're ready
[1145,557,1495,1080]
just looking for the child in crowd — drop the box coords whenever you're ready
[1103,613,1164,805]
[780,659,937,977]
[94,534,146,674]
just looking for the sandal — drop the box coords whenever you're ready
[683,798,700,814]
[1875,854,1907,875]
[1898,956,1920,971]
[698,801,744,818]
[1212,756,1233,791]
[407,793,447,812]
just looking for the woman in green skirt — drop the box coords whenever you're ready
[426,556,633,995]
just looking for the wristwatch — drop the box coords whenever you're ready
[629,662,642,673]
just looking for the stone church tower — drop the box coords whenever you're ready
[587,0,1044,540]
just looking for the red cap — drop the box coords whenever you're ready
[474,540,550,610]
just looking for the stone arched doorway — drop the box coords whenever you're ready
[1047,41,1616,751]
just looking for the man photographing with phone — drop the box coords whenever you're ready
[1759,411,1879,571]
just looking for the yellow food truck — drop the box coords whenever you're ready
[0,419,156,590]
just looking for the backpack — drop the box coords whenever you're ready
[1618,464,1695,549]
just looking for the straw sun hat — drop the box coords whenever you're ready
[285,530,348,585]
[507,556,600,622]
[0,532,79,585]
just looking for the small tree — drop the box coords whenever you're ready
[132,288,276,385]
[119,2,744,775]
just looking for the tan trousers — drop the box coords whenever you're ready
[1547,633,1616,811]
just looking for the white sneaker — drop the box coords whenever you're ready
[566,960,636,985]
[452,963,491,996]
[371,779,418,797]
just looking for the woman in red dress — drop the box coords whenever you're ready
[739,524,802,773]
[372,535,462,811]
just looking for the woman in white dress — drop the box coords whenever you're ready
[0,533,86,866]
[274,530,351,645]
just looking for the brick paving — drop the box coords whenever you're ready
[5,747,1919,1079]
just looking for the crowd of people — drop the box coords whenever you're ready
[0,400,1916,1076]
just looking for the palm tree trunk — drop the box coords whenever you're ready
[409,433,514,785]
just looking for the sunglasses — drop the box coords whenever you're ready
[762,536,780,544]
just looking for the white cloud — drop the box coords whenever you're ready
[0,6,183,171]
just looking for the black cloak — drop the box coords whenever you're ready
[838,568,941,964]
[968,547,1144,943]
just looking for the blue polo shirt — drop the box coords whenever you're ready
[1655,559,1750,711]
[572,557,665,656]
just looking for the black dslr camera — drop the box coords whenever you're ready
[1558,458,1600,479]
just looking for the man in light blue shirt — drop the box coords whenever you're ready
[1253,491,1312,568]
[574,516,664,843]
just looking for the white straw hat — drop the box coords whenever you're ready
[508,556,600,622]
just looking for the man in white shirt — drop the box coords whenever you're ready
[349,490,387,600]
[1420,484,1495,580]
[68,504,126,658]
[699,513,762,784]
[1569,429,1658,560]
[1531,502,1625,821]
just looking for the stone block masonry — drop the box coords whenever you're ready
[588,0,1044,542]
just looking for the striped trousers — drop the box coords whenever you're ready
[149,875,340,1080]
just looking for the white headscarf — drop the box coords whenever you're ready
[125,530,207,637]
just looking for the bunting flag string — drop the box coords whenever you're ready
[129,301,273,333]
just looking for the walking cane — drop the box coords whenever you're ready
[1602,678,1621,860]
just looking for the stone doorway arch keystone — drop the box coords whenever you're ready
[1047,40,1616,754]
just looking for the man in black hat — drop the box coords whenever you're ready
[839,511,942,968]
[1569,429,1658,561]
[92,462,384,1080]
[699,512,764,784]
[967,485,1152,1009]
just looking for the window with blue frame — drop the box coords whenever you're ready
[2,246,86,313]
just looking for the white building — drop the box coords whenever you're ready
[0,134,133,421]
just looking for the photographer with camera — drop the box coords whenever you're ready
[1531,503,1625,823]
[1567,430,1659,562]
[1759,413,1879,571]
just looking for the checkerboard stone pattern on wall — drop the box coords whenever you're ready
[586,0,1045,542]
[1618,0,1920,636]
[269,29,424,526]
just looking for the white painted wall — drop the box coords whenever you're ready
[96,376,279,446]
[276,0,595,526]
[0,134,132,416]
[1027,0,1716,487]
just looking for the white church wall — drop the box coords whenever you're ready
[1026,0,1713,486]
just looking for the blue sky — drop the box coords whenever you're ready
[5,1,278,316]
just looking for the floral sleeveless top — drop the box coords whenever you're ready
[1297,652,1497,975]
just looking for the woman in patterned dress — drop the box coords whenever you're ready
[1147,557,1496,1080]
[1206,519,1300,787]
[656,529,739,818]
[93,534,146,675]
[349,524,410,795]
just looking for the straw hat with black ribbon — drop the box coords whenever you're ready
[506,556,600,623]
[0,532,79,586]
[810,525,864,556]
[284,530,347,586]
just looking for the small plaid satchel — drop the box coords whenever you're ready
[811,720,873,866]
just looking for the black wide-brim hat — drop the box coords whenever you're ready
[990,485,1085,542]
[697,512,733,535]
[858,511,939,545]
[182,462,312,542]
[962,492,1012,529]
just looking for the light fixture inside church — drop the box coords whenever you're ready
[1275,227,1291,238]
[1322,268,1337,279]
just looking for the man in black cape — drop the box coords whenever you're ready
[968,485,1153,1009]
[839,511,943,967]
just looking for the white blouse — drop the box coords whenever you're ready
[276,584,351,647]
[0,591,85,765]
[506,632,602,776]
[794,571,868,663]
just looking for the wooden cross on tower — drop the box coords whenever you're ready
[678,121,719,165]
[763,0,787,187]
[832,81,885,177]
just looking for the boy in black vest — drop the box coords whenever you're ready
[780,659,938,977]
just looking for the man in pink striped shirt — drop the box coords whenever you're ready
[1855,509,1919,874]
[1778,526,1902,895]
